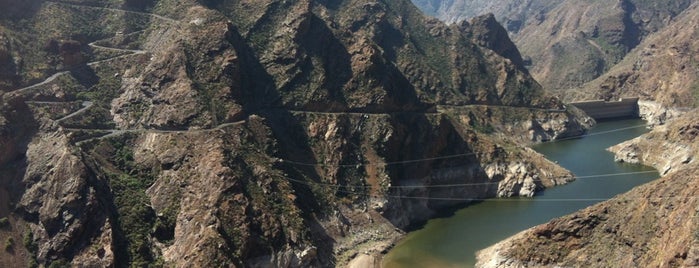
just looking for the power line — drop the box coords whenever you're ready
[334,187,699,202]
[276,167,661,189]
[276,153,699,203]
[282,166,698,203]
[534,124,647,143]
[281,166,699,202]
[552,124,648,142]
[584,124,648,136]
[272,123,660,193]
[575,170,658,179]
[275,123,650,168]
[276,152,478,167]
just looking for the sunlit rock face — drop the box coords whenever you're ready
[0,0,590,266]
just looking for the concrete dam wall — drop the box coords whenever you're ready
[570,98,639,120]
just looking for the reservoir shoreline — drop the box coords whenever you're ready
[382,118,659,267]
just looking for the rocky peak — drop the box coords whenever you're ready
[457,13,527,70]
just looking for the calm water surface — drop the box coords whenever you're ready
[382,119,659,267]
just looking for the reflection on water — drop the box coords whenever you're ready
[382,119,659,267]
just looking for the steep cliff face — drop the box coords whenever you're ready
[458,13,526,69]
[0,0,590,267]
[476,111,699,268]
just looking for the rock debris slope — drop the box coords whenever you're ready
[0,0,589,266]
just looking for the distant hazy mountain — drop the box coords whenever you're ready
[411,0,695,103]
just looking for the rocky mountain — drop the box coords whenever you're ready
[410,1,699,267]
[411,0,697,106]
[0,0,590,267]
[569,1,699,124]
[476,110,699,267]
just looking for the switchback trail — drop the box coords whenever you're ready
[10,72,70,95]
[65,104,570,145]
[68,120,247,146]
[56,101,93,123]
[9,0,176,94]
[88,41,146,55]
[46,0,180,24]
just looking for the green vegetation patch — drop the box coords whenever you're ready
[74,65,123,106]
[109,140,155,266]
[0,217,9,228]
[109,172,157,267]
[92,136,163,267]
[23,230,39,268]
[691,80,699,108]
[4,237,13,251]
[46,259,70,268]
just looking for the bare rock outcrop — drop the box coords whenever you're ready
[609,111,697,174]
[16,131,113,267]
[459,13,526,69]
[0,0,592,267]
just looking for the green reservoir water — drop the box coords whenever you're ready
[382,118,659,268]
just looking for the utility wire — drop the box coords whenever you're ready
[333,187,699,202]
[276,168,662,189]
[272,123,661,192]
[276,152,478,167]
[275,123,649,168]
[575,170,658,179]
[281,166,699,202]
[552,124,648,142]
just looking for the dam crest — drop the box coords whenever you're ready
[570,98,639,120]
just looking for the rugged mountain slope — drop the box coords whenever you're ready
[411,0,694,96]
[412,0,562,27]
[476,111,699,268]
[0,0,590,267]
[569,1,699,124]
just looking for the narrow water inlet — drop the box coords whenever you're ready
[381,118,659,268]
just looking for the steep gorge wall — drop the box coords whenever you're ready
[0,0,591,267]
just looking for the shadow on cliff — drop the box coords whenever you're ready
[263,111,340,266]
[381,113,494,231]
[0,0,42,20]
[78,149,134,268]
[293,14,352,111]
[226,22,340,265]
[315,0,342,10]
[364,20,426,113]
[69,65,100,92]
[0,97,38,219]
[122,0,155,12]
